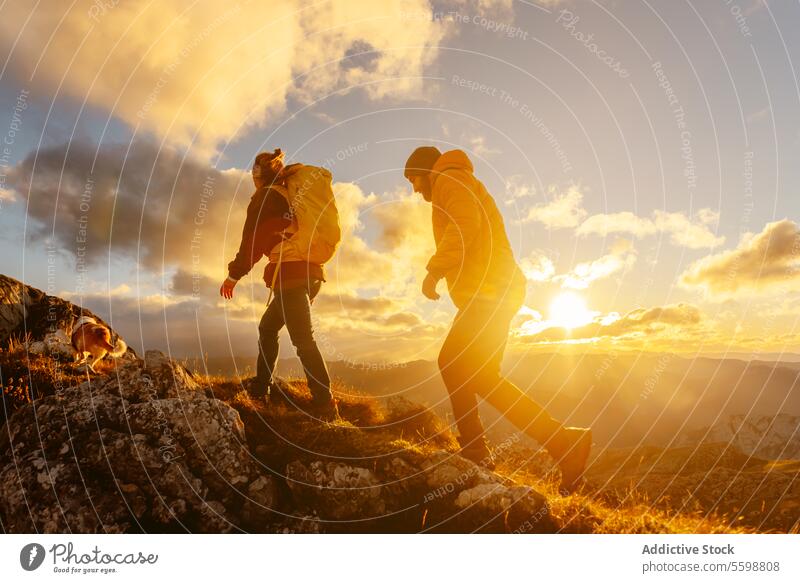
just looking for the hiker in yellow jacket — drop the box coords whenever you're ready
[404,146,592,490]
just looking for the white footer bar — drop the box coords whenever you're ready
[1,534,798,582]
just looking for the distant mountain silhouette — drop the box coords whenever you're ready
[188,351,800,451]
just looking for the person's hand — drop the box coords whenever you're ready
[422,272,441,300]
[220,277,237,299]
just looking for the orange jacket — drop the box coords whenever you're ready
[227,186,292,281]
[427,150,526,310]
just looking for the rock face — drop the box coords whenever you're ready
[679,414,800,460]
[280,448,554,533]
[0,349,278,533]
[286,461,387,521]
[1,273,556,533]
[0,274,31,341]
[0,273,135,359]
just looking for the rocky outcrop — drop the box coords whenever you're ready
[0,274,30,341]
[1,274,556,533]
[0,348,555,532]
[280,448,553,533]
[0,349,278,533]
[679,414,800,460]
[0,273,135,359]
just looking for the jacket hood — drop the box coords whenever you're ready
[431,149,474,176]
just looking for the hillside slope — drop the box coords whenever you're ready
[2,274,794,533]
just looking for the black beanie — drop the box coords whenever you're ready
[404,146,442,179]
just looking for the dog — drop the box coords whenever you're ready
[71,315,127,373]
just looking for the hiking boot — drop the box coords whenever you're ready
[267,381,290,407]
[243,377,268,400]
[458,436,496,471]
[306,397,340,422]
[547,427,592,493]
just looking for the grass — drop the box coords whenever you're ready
[1,333,93,424]
[192,370,755,534]
[196,373,458,470]
[0,341,764,534]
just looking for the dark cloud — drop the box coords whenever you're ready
[8,138,249,271]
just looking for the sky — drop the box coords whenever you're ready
[0,0,798,364]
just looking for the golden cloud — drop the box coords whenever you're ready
[577,208,723,249]
[555,238,636,289]
[522,185,587,228]
[0,0,444,152]
[680,219,800,296]
[519,302,703,343]
[326,188,434,298]
[520,240,635,290]
[520,250,556,282]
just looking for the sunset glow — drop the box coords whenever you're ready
[548,292,595,330]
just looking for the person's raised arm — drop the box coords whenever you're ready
[221,190,265,299]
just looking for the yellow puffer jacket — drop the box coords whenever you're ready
[427,150,526,310]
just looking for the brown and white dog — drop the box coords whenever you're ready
[71,316,127,372]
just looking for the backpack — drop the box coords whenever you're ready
[269,164,341,265]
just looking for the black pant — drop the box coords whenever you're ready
[438,298,562,448]
[255,280,331,403]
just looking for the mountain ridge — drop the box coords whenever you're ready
[1,273,797,533]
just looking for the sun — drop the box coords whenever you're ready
[548,292,595,329]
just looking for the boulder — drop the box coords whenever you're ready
[286,460,386,521]
[0,273,135,360]
[455,483,552,533]
[28,329,74,360]
[281,448,555,533]
[0,350,278,533]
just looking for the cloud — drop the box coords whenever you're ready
[370,192,431,253]
[555,239,636,290]
[520,302,703,343]
[323,188,434,298]
[0,0,445,153]
[520,240,635,290]
[576,211,656,238]
[7,134,433,298]
[313,293,399,317]
[679,219,800,296]
[503,176,536,205]
[520,250,556,282]
[314,292,425,332]
[466,135,501,158]
[577,208,723,249]
[653,209,723,249]
[7,138,251,275]
[522,185,587,228]
[525,182,723,250]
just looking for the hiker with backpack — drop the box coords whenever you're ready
[220,149,341,420]
[404,146,592,491]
